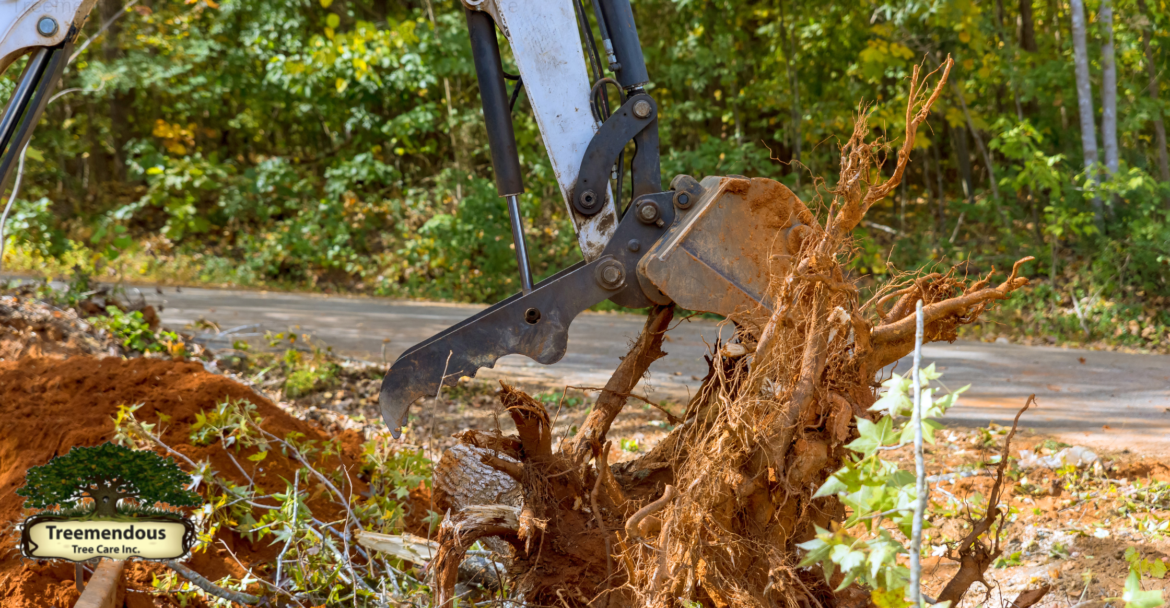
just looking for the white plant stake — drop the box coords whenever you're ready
[909,299,926,606]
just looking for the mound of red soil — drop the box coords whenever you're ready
[0,356,398,608]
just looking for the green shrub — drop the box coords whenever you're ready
[88,306,179,354]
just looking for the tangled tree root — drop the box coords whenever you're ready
[430,57,1034,608]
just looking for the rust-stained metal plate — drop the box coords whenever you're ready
[637,176,815,331]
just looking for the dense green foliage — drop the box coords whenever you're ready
[1,0,1167,349]
[17,442,201,514]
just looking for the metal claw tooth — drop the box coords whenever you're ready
[376,259,616,438]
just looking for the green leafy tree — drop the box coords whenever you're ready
[0,0,1166,348]
[17,442,200,517]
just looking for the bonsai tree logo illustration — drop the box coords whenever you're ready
[17,443,200,517]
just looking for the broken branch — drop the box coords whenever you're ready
[569,305,674,463]
[936,395,1033,605]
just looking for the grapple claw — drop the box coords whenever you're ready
[378,260,613,438]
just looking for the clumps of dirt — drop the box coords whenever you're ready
[1116,459,1170,483]
[0,295,121,360]
[0,356,417,608]
[865,428,1170,607]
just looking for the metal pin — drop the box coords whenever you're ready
[506,195,534,294]
[36,17,57,37]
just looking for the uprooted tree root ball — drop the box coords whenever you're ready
[429,58,1034,607]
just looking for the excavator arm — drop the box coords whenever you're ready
[0,0,96,207]
[0,0,805,439]
[379,0,814,437]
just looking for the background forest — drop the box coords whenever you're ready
[0,0,1167,351]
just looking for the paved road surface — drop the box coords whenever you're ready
[140,286,1170,453]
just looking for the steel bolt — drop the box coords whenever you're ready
[673,187,696,209]
[632,99,652,119]
[637,201,659,223]
[36,16,57,37]
[596,260,625,289]
[579,189,597,209]
[627,239,641,252]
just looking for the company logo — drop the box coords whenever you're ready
[18,443,200,562]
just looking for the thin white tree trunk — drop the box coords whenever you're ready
[1100,0,1119,175]
[909,300,926,606]
[1136,0,1170,184]
[1069,0,1103,217]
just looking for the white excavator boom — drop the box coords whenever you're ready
[462,0,619,261]
[0,0,94,211]
[0,0,95,72]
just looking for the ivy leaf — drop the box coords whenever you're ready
[1124,571,1165,608]
[871,588,910,608]
[871,374,911,417]
[867,539,897,579]
[927,385,969,417]
[814,474,849,498]
[797,535,833,572]
[848,417,897,455]
[922,419,944,444]
[919,363,941,382]
[888,469,916,489]
[831,544,866,574]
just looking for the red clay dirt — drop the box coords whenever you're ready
[0,356,404,608]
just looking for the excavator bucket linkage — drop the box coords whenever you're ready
[379,174,816,436]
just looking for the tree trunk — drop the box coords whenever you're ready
[88,484,124,518]
[1099,0,1119,175]
[924,138,935,222]
[1069,0,1103,218]
[779,0,802,188]
[952,80,1004,227]
[1030,188,1044,243]
[99,0,128,183]
[953,82,1000,200]
[936,125,950,240]
[1019,0,1038,52]
[1136,0,1170,185]
[1049,0,1064,48]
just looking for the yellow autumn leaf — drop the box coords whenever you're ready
[320,0,333,6]
[336,78,348,93]
[958,30,971,43]
[889,42,914,60]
